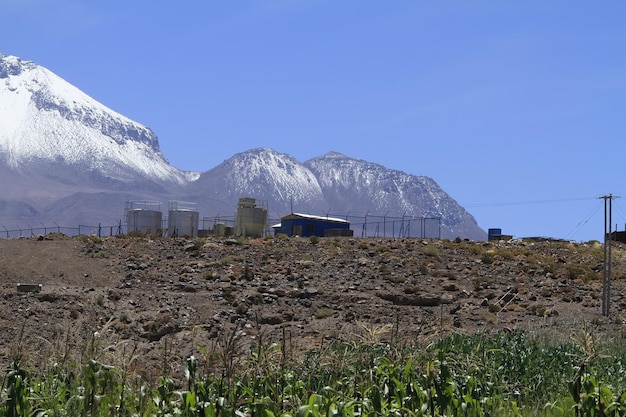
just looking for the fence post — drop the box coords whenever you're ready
[362,216,366,238]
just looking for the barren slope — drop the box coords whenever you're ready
[0,234,624,382]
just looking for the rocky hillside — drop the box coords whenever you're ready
[0,234,624,382]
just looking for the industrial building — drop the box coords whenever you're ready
[276,213,353,237]
[124,197,268,238]
[235,197,268,238]
[609,229,626,243]
[488,228,513,241]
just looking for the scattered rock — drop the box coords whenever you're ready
[377,291,442,306]
[0,234,623,375]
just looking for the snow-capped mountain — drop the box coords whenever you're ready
[187,148,327,214]
[304,151,485,239]
[0,53,485,240]
[182,148,484,239]
[0,54,193,186]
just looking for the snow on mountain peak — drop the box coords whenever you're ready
[0,53,187,183]
[0,55,484,239]
[321,151,348,159]
[221,148,324,204]
[304,152,479,233]
[0,54,34,77]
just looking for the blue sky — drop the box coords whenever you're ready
[2,1,625,242]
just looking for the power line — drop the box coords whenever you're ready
[565,200,603,239]
[612,200,626,227]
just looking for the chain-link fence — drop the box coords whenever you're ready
[1,222,125,239]
[200,213,441,239]
[2,213,441,239]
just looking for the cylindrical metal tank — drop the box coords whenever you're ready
[126,209,162,235]
[167,201,199,237]
[235,198,267,238]
[168,210,199,237]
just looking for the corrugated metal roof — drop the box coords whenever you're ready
[281,212,349,224]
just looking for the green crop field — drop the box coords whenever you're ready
[2,325,626,416]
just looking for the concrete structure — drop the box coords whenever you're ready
[488,228,513,241]
[278,213,352,237]
[17,283,42,293]
[213,222,234,237]
[235,198,268,238]
[214,222,226,236]
[125,201,163,235]
[167,201,199,237]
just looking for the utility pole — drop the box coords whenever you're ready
[599,194,620,317]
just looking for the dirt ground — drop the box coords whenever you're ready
[0,233,625,383]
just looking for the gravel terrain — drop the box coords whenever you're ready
[0,233,624,382]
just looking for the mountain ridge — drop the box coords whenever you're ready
[0,53,193,184]
[0,53,485,240]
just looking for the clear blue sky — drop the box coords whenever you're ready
[2,1,625,242]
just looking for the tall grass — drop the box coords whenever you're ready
[2,329,626,416]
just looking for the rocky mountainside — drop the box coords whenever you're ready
[0,54,192,187]
[181,148,484,240]
[0,54,485,240]
[304,152,484,239]
[185,148,327,218]
[0,54,196,227]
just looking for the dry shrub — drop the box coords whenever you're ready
[423,244,440,258]
[315,307,335,319]
[495,248,514,260]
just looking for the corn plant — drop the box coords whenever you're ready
[1,330,626,416]
[2,359,29,417]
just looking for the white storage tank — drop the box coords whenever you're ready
[235,197,268,238]
[167,201,199,237]
[125,201,163,235]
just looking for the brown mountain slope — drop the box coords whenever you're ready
[0,234,624,381]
